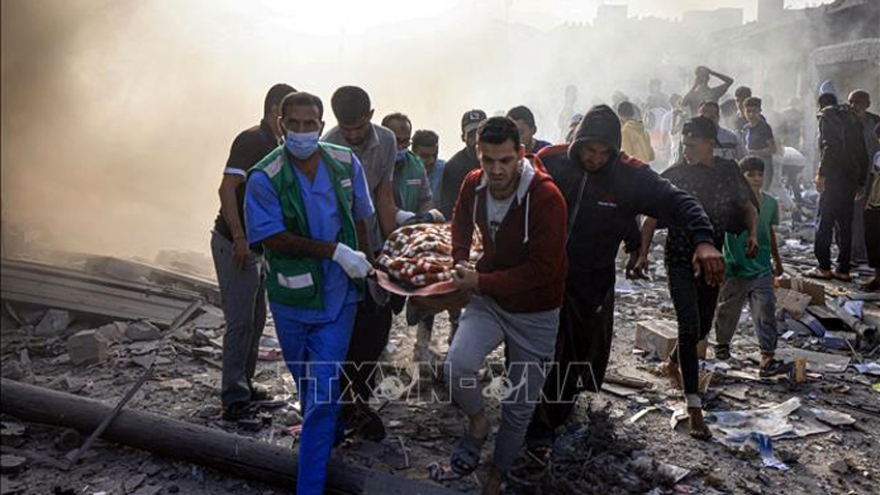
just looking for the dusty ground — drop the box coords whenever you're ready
[1,243,878,495]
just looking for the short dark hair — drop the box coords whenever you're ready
[381,112,411,128]
[617,101,636,118]
[744,97,762,109]
[412,129,439,148]
[477,116,521,149]
[264,83,296,116]
[818,92,838,108]
[506,105,536,128]
[739,156,765,174]
[331,86,371,125]
[734,86,752,99]
[279,91,323,119]
[699,101,720,113]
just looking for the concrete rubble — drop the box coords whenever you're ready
[1,226,879,495]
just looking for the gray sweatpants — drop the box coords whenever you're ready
[713,275,778,355]
[445,295,559,472]
[211,231,267,407]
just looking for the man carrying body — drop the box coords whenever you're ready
[681,66,734,117]
[507,105,552,155]
[640,116,758,439]
[440,110,487,219]
[244,92,374,495]
[322,86,401,440]
[444,117,568,495]
[700,101,745,162]
[412,129,446,202]
[381,113,437,223]
[524,105,721,455]
[381,113,450,362]
[806,93,870,282]
[212,83,294,420]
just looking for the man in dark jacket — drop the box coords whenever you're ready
[524,105,723,453]
[439,110,486,219]
[807,93,870,281]
[641,116,758,440]
[445,117,568,495]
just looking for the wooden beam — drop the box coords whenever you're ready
[0,379,459,495]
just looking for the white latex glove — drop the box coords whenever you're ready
[395,210,417,226]
[332,243,372,279]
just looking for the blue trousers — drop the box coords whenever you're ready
[272,302,357,495]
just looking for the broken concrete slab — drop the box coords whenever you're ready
[34,309,71,337]
[66,329,110,366]
[775,347,851,374]
[778,277,826,306]
[126,320,162,341]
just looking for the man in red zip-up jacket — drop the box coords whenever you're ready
[443,116,567,495]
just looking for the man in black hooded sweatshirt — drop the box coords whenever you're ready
[525,105,724,455]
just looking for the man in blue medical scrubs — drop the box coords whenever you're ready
[244,91,374,495]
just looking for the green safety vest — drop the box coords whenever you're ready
[396,150,427,212]
[249,143,362,310]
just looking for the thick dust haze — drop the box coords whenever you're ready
[0,0,850,261]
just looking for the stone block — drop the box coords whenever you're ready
[66,329,109,365]
[635,320,706,360]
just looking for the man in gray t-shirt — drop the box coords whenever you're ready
[320,86,402,442]
[322,89,398,255]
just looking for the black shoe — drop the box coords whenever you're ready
[222,401,259,421]
[347,407,386,442]
[714,345,731,361]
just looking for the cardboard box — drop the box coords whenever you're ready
[635,320,707,360]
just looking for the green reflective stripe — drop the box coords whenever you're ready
[397,150,426,212]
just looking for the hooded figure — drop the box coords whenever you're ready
[525,105,717,452]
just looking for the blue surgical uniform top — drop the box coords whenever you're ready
[245,152,375,324]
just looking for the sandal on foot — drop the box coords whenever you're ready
[714,345,731,361]
[760,358,789,378]
[832,271,852,282]
[450,434,486,476]
[804,268,832,280]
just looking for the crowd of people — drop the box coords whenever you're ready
[209,69,880,494]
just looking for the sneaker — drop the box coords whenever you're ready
[759,358,789,378]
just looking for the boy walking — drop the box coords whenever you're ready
[713,157,787,376]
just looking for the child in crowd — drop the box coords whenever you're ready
[713,157,787,376]
[742,97,777,191]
